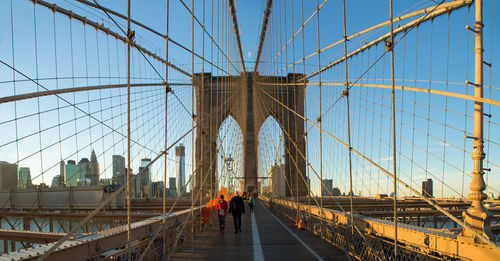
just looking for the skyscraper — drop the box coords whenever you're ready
[78,158,90,185]
[321,179,333,196]
[65,160,78,186]
[422,178,433,198]
[169,177,176,190]
[151,181,164,198]
[175,144,185,196]
[168,177,177,197]
[137,158,152,198]
[18,167,32,189]
[0,161,18,190]
[51,175,62,187]
[59,160,65,186]
[88,150,100,185]
[112,155,126,185]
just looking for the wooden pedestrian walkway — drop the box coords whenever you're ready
[170,199,348,261]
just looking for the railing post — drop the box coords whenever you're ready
[459,0,494,243]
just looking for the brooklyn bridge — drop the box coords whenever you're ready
[0,0,499,260]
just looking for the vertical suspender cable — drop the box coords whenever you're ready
[190,0,195,248]
[389,0,398,258]
[441,14,450,199]
[485,0,493,197]
[410,28,418,196]
[341,0,354,239]
[300,0,311,223]
[163,0,170,255]
[53,12,63,168]
[10,0,20,190]
[126,0,132,259]
[202,0,208,200]
[33,3,44,185]
[424,21,433,184]
[462,6,470,198]
[288,0,300,222]
[201,0,206,216]
[315,0,324,239]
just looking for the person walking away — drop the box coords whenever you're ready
[228,191,245,233]
[248,195,255,213]
[216,195,228,232]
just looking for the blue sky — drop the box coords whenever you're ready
[0,0,498,198]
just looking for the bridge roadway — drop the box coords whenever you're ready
[171,199,347,261]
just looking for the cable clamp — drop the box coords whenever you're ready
[384,39,393,52]
[164,84,172,93]
[341,89,349,97]
[192,114,197,119]
[465,25,477,34]
[127,29,135,43]
[316,116,321,123]
[465,80,480,87]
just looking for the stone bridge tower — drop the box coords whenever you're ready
[193,72,308,198]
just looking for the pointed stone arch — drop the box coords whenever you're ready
[193,72,307,197]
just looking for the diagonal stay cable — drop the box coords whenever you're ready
[254,89,381,261]
[0,59,164,157]
[270,0,463,76]
[257,85,500,250]
[305,0,455,125]
[91,0,192,117]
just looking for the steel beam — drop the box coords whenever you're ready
[0,230,64,244]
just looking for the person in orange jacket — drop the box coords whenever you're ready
[216,194,229,232]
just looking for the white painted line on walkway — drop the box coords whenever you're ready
[259,201,324,261]
[251,211,265,261]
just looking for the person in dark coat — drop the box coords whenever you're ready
[228,191,245,233]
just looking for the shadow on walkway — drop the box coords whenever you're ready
[170,199,348,261]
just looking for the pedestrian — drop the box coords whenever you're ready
[248,194,255,212]
[228,191,245,233]
[216,194,228,232]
